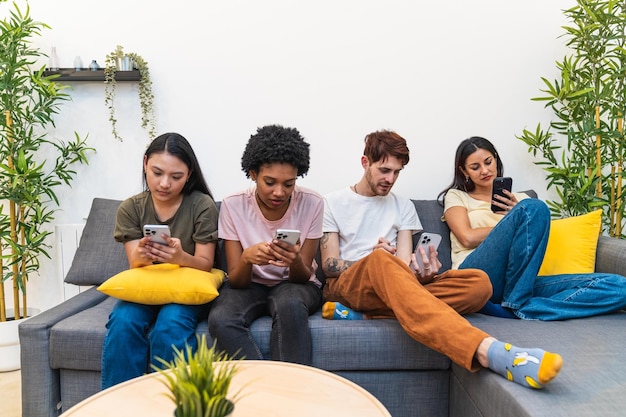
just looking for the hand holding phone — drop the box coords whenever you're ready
[414,232,442,271]
[274,229,301,246]
[143,224,171,245]
[491,177,513,212]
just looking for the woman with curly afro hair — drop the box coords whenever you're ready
[208,124,324,365]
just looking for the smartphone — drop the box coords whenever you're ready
[491,177,513,212]
[414,232,442,271]
[275,229,301,246]
[143,224,171,245]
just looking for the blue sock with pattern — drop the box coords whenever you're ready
[487,340,563,389]
[322,301,364,320]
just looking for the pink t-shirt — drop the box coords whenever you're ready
[219,186,324,287]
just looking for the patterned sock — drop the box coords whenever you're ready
[487,341,563,389]
[321,301,364,320]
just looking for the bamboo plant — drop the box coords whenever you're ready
[0,1,94,321]
[517,0,626,238]
[153,335,242,417]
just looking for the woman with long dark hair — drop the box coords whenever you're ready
[101,132,218,388]
[439,136,626,320]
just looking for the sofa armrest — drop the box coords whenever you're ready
[19,288,108,417]
[595,235,626,276]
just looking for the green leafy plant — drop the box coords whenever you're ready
[517,0,626,238]
[153,335,242,417]
[0,1,94,321]
[104,45,156,141]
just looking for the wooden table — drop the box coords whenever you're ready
[60,361,392,417]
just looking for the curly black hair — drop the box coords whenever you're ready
[241,125,310,178]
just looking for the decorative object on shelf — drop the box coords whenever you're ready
[0,0,95,337]
[89,60,99,71]
[48,45,59,70]
[73,56,82,71]
[153,335,243,417]
[104,45,156,141]
[517,0,626,238]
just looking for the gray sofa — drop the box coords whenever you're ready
[19,196,626,417]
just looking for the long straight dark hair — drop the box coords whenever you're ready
[143,132,213,198]
[437,136,503,204]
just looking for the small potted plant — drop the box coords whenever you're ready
[153,335,242,417]
[104,45,156,141]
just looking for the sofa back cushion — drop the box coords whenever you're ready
[65,192,537,286]
[64,198,127,286]
[412,200,452,272]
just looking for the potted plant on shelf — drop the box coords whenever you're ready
[517,0,626,238]
[0,1,94,370]
[153,335,243,417]
[104,45,156,142]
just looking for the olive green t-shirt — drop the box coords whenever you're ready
[114,190,218,255]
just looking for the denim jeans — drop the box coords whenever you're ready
[101,301,210,389]
[208,280,322,365]
[459,198,626,320]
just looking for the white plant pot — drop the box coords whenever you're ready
[0,308,40,372]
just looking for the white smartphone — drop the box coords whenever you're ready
[414,232,442,271]
[274,229,301,246]
[143,224,171,245]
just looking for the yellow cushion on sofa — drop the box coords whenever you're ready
[98,263,225,305]
[538,210,602,276]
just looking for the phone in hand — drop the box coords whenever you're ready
[491,177,513,212]
[274,229,301,246]
[143,224,171,245]
[414,232,442,271]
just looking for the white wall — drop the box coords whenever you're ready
[2,0,571,311]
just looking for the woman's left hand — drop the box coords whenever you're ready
[493,189,518,214]
[145,236,184,263]
[268,239,301,267]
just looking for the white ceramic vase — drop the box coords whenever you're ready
[0,308,40,372]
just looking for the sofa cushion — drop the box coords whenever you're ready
[49,292,449,374]
[64,198,127,286]
[50,293,116,371]
[452,312,626,417]
[97,264,225,305]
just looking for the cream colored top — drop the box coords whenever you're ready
[443,188,529,269]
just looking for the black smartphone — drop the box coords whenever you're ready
[491,177,513,212]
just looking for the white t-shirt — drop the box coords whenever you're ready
[443,188,529,269]
[323,187,422,261]
[219,186,324,287]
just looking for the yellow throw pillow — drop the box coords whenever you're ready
[538,210,602,276]
[98,263,225,305]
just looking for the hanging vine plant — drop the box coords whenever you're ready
[104,45,156,141]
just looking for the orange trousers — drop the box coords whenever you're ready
[324,249,491,371]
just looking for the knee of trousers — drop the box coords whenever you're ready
[464,268,492,307]
[517,198,549,218]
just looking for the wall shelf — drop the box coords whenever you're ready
[43,68,141,82]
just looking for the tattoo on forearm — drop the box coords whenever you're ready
[325,257,353,274]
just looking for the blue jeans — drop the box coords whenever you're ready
[459,198,626,320]
[101,301,210,389]
[208,281,322,365]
